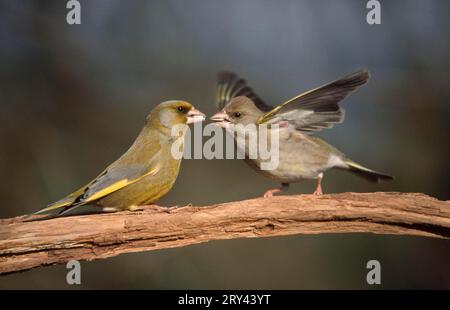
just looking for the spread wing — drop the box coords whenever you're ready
[36,150,162,214]
[216,71,272,111]
[257,70,369,133]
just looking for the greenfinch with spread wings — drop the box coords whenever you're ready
[211,70,392,197]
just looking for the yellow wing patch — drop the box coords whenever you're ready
[83,179,130,202]
[82,164,161,203]
[37,159,162,215]
[257,86,320,124]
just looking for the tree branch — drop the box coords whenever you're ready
[1,192,449,275]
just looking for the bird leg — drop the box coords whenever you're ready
[137,205,181,214]
[162,206,181,214]
[263,188,281,198]
[313,173,323,195]
[263,183,289,198]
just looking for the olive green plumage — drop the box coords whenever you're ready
[211,70,393,196]
[37,100,205,215]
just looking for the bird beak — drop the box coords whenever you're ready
[186,107,206,124]
[210,111,231,128]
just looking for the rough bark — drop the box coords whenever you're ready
[1,192,449,275]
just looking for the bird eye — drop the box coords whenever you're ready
[234,112,241,118]
[177,106,185,112]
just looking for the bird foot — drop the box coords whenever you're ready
[127,205,144,212]
[313,174,323,195]
[135,205,186,214]
[313,186,323,195]
[163,206,180,214]
[263,188,282,198]
[132,205,167,214]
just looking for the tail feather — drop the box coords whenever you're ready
[34,191,84,215]
[343,160,393,183]
[35,183,91,215]
[34,199,73,215]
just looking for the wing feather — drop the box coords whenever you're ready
[216,71,272,111]
[36,151,162,214]
[80,164,161,203]
[257,70,369,133]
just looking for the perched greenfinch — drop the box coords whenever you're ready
[211,70,393,197]
[36,100,205,215]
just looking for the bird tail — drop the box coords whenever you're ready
[34,194,83,215]
[34,182,93,216]
[343,160,393,183]
[34,199,72,215]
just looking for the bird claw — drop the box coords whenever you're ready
[163,206,180,214]
[313,174,324,195]
[127,205,144,212]
[136,205,183,214]
[263,188,282,198]
[132,205,167,214]
[313,186,323,195]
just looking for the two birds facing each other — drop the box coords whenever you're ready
[36,70,393,217]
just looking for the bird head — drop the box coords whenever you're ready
[210,96,264,128]
[148,100,205,130]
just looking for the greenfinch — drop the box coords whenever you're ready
[211,70,393,197]
[36,100,205,215]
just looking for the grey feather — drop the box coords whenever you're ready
[79,165,149,201]
[216,71,272,111]
[260,70,369,133]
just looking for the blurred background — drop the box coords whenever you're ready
[0,0,449,289]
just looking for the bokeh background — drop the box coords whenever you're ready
[1,0,449,289]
